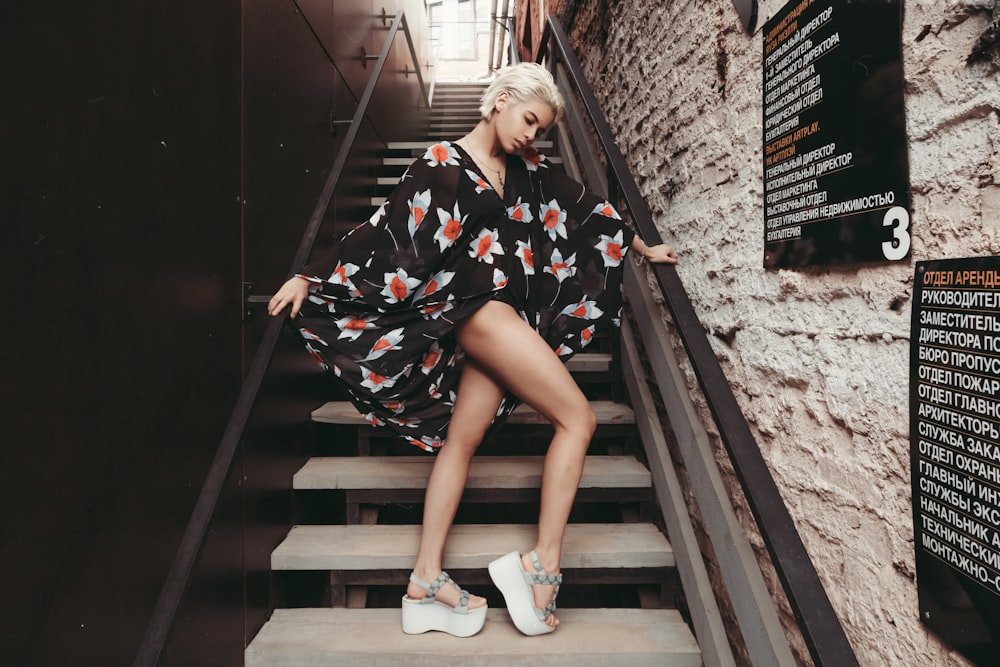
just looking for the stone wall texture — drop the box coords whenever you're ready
[559,0,1000,665]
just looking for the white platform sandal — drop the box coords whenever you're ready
[401,571,487,637]
[488,550,562,636]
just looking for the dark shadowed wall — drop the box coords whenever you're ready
[2,1,430,664]
[1,1,243,664]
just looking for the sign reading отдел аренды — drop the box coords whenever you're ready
[911,258,1000,663]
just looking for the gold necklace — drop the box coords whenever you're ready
[463,142,505,189]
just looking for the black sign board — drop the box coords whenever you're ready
[911,258,1000,666]
[762,0,910,268]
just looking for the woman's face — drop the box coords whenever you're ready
[492,93,556,153]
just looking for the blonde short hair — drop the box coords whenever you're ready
[479,63,565,123]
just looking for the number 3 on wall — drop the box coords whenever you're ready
[882,206,911,261]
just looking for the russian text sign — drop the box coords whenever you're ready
[911,258,1000,665]
[762,0,910,268]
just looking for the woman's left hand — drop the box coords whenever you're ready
[641,243,679,264]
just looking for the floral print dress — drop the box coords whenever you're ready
[294,141,635,452]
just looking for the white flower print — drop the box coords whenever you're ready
[434,204,465,251]
[596,230,625,267]
[559,299,604,320]
[545,248,577,283]
[363,327,405,361]
[466,169,493,194]
[515,240,535,275]
[334,314,377,341]
[381,268,421,304]
[540,199,568,241]
[423,142,459,167]
[469,228,505,264]
[507,198,533,223]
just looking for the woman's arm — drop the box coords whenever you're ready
[630,235,679,264]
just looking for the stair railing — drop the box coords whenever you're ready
[132,11,427,666]
[535,15,858,667]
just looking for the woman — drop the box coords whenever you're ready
[268,63,677,637]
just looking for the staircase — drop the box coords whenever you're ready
[245,81,702,666]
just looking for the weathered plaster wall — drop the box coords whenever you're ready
[563,0,1000,665]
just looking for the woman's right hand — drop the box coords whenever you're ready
[268,276,310,318]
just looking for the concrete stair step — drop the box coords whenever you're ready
[294,455,651,492]
[312,399,633,427]
[428,121,484,130]
[272,522,672,572]
[385,140,553,152]
[432,91,486,99]
[246,608,701,667]
[381,156,563,165]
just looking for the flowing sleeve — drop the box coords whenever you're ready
[297,142,492,312]
[533,157,636,251]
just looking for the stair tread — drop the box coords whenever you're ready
[312,399,633,426]
[272,523,673,571]
[246,608,701,667]
[382,156,563,166]
[387,140,553,150]
[294,455,651,491]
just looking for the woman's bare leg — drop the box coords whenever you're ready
[406,359,503,609]
[457,301,597,627]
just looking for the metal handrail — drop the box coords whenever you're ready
[536,15,858,667]
[131,11,421,666]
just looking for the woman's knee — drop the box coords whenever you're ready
[556,399,597,441]
[442,422,488,457]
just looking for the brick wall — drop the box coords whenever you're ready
[557,0,999,665]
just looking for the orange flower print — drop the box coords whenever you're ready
[360,368,396,393]
[383,400,406,414]
[408,189,432,237]
[421,299,455,320]
[493,268,509,289]
[596,230,625,267]
[515,240,535,275]
[299,327,328,346]
[381,268,421,304]
[414,270,455,301]
[334,314,377,341]
[420,435,444,451]
[540,199,568,240]
[465,169,493,194]
[329,261,359,286]
[363,327,405,361]
[363,412,385,427]
[304,342,329,371]
[580,325,597,347]
[545,248,577,283]
[591,200,622,220]
[434,203,465,251]
[520,146,545,171]
[423,142,459,167]
[469,228,505,264]
[421,342,443,375]
[555,343,573,357]
[507,198,533,223]
[559,299,604,320]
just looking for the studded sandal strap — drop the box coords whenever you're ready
[409,571,472,613]
[525,550,562,619]
[527,551,563,586]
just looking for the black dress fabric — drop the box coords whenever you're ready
[294,141,635,452]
